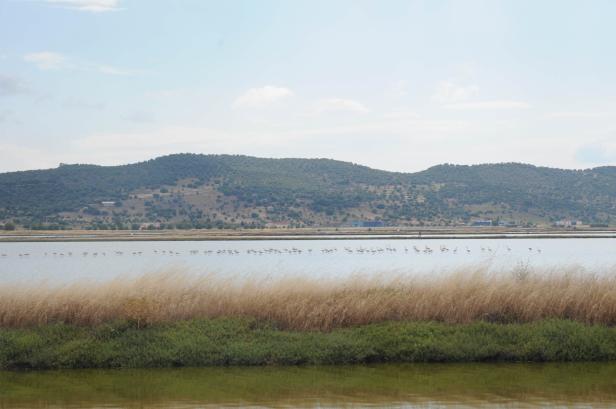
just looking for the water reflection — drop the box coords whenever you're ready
[1,363,616,408]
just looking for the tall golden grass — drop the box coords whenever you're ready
[1,267,616,330]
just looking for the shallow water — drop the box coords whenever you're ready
[1,363,616,408]
[1,238,616,283]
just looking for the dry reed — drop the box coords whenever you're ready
[2,267,616,330]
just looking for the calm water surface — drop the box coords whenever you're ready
[1,363,616,408]
[1,242,615,408]
[1,238,616,283]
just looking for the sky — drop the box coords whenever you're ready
[0,0,615,173]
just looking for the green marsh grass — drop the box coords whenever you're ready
[1,319,616,369]
[2,268,616,368]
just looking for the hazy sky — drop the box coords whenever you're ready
[1,0,615,173]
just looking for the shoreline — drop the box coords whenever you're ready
[2,227,616,242]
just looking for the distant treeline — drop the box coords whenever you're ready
[1,154,615,229]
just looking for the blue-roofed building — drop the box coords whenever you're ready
[351,220,385,228]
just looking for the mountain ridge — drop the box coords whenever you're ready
[0,154,614,229]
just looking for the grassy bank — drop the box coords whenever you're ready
[3,270,616,369]
[1,319,616,369]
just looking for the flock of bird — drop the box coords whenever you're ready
[0,244,543,258]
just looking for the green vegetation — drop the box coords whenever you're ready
[1,154,615,229]
[1,319,616,369]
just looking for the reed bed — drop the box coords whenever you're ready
[2,267,616,330]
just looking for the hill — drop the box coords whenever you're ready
[0,154,614,230]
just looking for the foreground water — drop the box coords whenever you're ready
[1,363,615,408]
[0,237,615,283]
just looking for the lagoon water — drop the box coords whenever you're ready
[1,238,616,284]
[2,240,616,408]
[1,363,616,408]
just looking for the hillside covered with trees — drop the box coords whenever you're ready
[0,154,614,230]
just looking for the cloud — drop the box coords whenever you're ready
[443,100,531,110]
[233,86,293,109]
[97,65,136,76]
[431,80,529,110]
[547,111,609,119]
[315,98,369,114]
[23,52,67,70]
[23,51,135,76]
[431,81,479,104]
[44,0,121,13]
[0,74,28,96]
